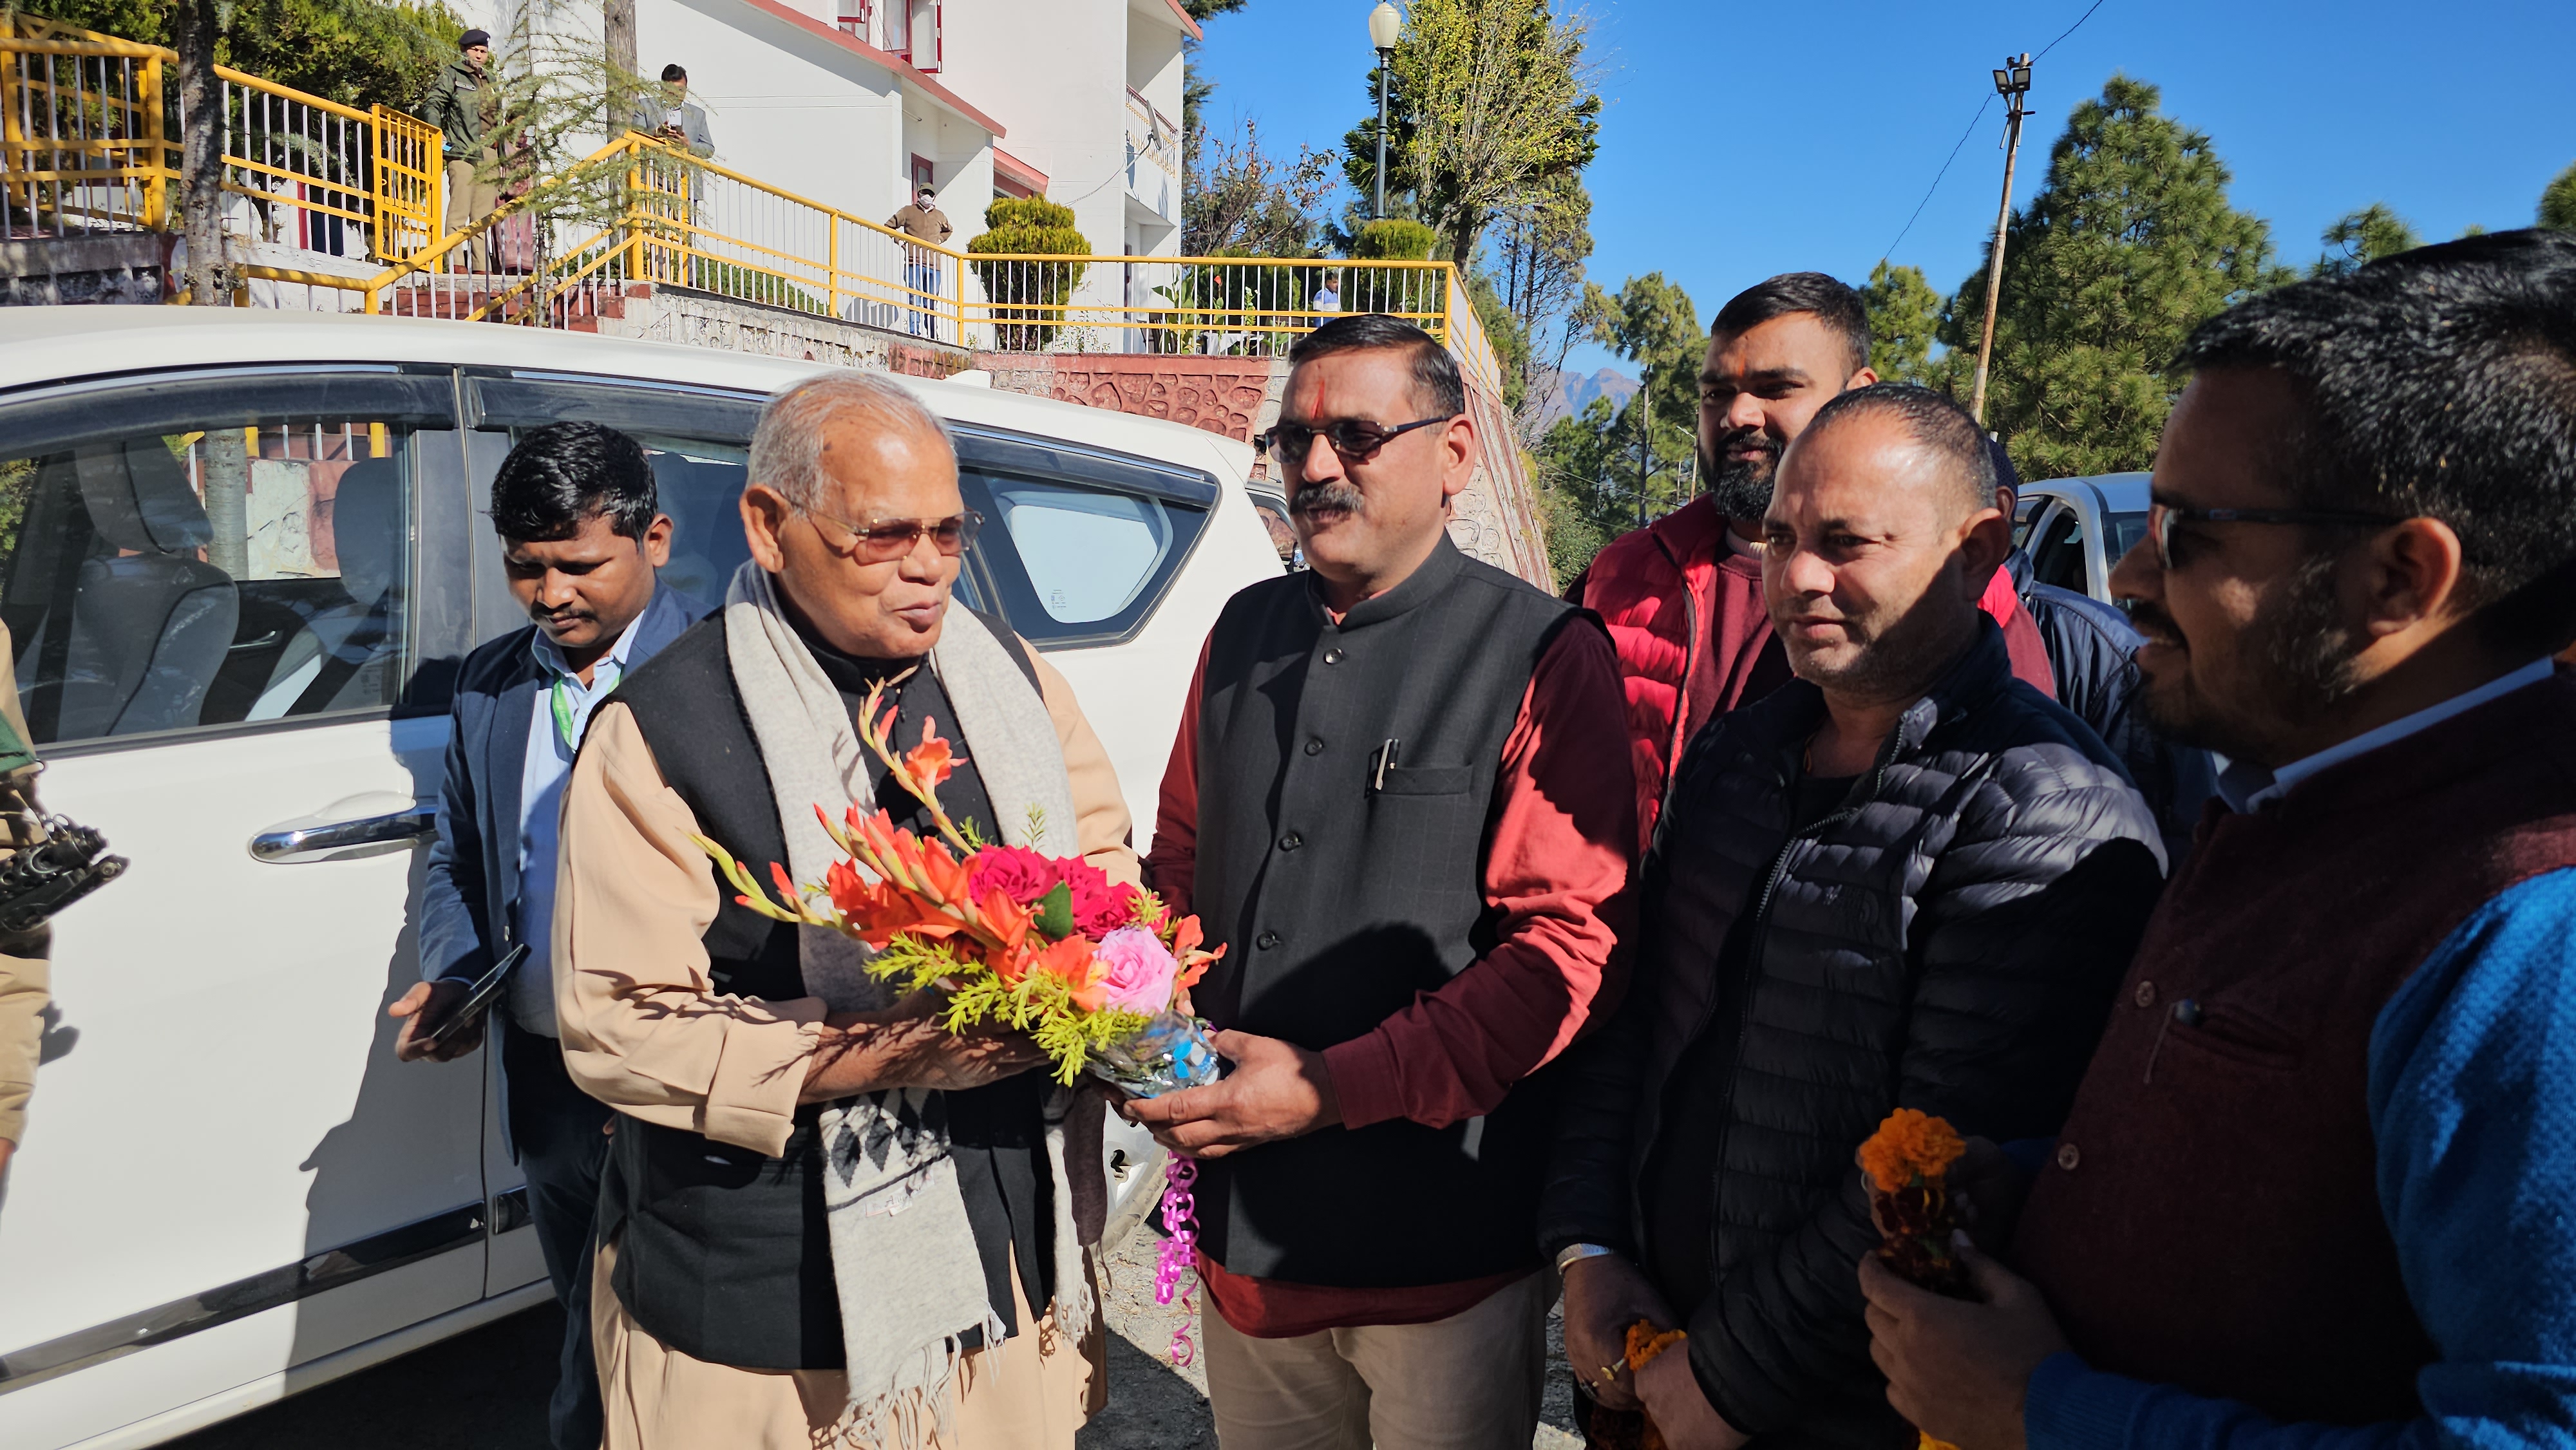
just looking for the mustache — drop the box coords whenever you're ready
[1712,425,1782,461]
[1289,481,1365,518]
[2126,599,2183,647]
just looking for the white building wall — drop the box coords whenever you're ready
[642,0,909,219]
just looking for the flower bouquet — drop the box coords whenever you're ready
[692,673,1226,1365]
[1861,1107,1970,1450]
[692,672,1227,1097]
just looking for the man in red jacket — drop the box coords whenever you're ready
[1571,272,2054,844]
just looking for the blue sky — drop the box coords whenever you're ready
[1191,0,2576,379]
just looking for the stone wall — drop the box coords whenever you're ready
[0,234,167,306]
[567,283,974,377]
[974,350,1554,587]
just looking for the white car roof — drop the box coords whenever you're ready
[0,306,1254,478]
[2027,471,2151,513]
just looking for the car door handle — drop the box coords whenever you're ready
[251,806,437,863]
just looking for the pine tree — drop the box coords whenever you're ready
[1940,75,2293,480]
[1530,272,1698,583]
[1861,261,1942,384]
[2542,162,2576,232]
[2313,203,2421,276]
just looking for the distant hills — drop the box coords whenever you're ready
[1529,366,1638,429]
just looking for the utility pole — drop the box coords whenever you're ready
[1969,53,2032,427]
[1636,388,1651,528]
[1368,3,1400,219]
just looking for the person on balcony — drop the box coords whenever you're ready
[629,65,714,158]
[421,30,498,270]
[888,185,952,340]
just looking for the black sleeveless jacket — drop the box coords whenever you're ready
[587,608,1049,1371]
[1188,535,1592,1286]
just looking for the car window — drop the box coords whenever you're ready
[959,462,1209,646]
[2031,508,2088,594]
[0,371,451,748]
[2104,509,2150,568]
[2012,495,2045,551]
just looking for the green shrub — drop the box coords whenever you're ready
[966,197,1091,349]
[1349,218,1436,259]
[1343,219,1441,323]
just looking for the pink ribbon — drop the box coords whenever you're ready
[1152,1155,1200,1366]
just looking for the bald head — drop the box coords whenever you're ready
[1763,384,2014,704]
[1795,383,2000,521]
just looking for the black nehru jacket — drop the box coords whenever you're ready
[1188,535,1588,1288]
[591,604,1053,1371]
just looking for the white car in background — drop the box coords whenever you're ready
[2014,471,2153,604]
[0,308,1278,1449]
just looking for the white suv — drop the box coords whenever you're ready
[0,308,1278,1449]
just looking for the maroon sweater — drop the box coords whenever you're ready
[2012,672,2576,1421]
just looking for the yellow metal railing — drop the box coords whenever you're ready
[1,10,439,272]
[7,15,1501,384]
[1,12,171,235]
[330,134,1471,362]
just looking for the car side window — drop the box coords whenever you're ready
[2031,508,2088,594]
[0,370,452,748]
[958,459,1211,646]
[2012,495,2044,551]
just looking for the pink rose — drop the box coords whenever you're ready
[1092,926,1178,1015]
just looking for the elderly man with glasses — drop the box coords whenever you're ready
[1862,231,2576,1450]
[1126,313,1638,1450]
[549,371,1131,1449]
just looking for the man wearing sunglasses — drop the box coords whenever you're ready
[1128,314,1637,1449]
[548,372,1133,1447]
[1863,231,2576,1450]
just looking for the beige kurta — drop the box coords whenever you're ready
[0,623,52,1150]
[553,638,1131,1448]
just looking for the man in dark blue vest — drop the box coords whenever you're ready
[1131,314,1639,1449]
[392,421,698,1450]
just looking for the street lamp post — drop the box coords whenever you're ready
[1969,52,2033,426]
[1368,2,1400,219]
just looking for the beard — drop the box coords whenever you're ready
[2136,552,2362,758]
[1702,426,1782,523]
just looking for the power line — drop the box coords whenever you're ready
[1880,95,1991,265]
[1879,0,2110,267]
[2034,0,2110,60]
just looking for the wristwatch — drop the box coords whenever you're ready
[1554,1241,1620,1273]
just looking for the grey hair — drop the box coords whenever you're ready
[748,371,955,509]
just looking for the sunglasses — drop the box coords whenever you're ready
[2146,502,2400,570]
[1255,415,1453,465]
[798,505,983,563]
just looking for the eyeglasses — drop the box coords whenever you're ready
[1254,415,1453,465]
[798,505,983,563]
[2146,502,2400,570]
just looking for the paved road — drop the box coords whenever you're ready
[166,1223,1583,1448]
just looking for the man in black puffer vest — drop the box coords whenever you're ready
[1542,384,2166,1449]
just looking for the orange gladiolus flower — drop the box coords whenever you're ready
[906,715,958,788]
[1859,1107,1966,1194]
[977,887,1032,959]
